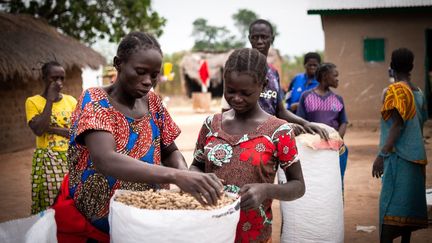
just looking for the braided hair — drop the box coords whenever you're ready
[224,48,268,85]
[390,48,414,74]
[316,63,336,82]
[116,32,162,62]
[41,61,62,81]
[304,52,321,65]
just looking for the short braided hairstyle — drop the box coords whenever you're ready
[41,61,62,81]
[116,31,162,62]
[316,62,336,82]
[390,48,414,74]
[224,48,268,84]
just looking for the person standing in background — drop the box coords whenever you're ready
[221,19,328,139]
[25,61,77,214]
[296,63,349,190]
[286,52,321,113]
[372,48,428,243]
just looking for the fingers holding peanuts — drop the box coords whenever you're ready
[239,183,268,211]
[190,191,206,205]
[198,174,224,205]
[174,171,223,205]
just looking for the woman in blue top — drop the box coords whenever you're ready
[372,48,428,243]
[286,52,321,112]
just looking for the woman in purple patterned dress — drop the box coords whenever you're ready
[296,63,349,189]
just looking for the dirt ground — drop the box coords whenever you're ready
[0,97,431,242]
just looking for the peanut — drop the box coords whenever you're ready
[114,190,236,210]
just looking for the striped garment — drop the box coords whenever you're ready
[381,82,416,121]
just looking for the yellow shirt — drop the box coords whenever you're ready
[25,94,77,151]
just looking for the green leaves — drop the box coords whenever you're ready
[191,9,279,52]
[232,9,257,40]
[191,17,245,52]
[1,0,166,44]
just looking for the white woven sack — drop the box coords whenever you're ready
[0,209,57,243]
[278,136,344,243]
[109,190,240,243]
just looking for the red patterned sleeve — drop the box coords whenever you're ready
[193,115,214,164]
[273,125,299,169]
[149,92,181,147]
[72,89,114,145]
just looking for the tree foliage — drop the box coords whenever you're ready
[232,9,258,41]
[191,9,280,52]
[0,0,166,44]
[191,18,243,52]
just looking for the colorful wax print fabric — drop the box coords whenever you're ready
[193,114,298,243]
[67,88,180,233]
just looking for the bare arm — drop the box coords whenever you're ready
[161,142,188,170]
[372,109,403,178]
[338,123,347,139]
[189,159,205,172]
[276,101,329,140]
[47,127,70,138]
[28,100,53,136]
[276,101,307,125]
[267,162,305,201]
[381,109,403,153]
[84,131,223,204]
[28,82,65,137]
[239,162,305,210]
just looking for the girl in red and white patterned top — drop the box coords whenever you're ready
[191,48,305,243]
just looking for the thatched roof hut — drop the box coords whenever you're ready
[179,48,283,97]
[0,12,106,153]
[0,12,105,83]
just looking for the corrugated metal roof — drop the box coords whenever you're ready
[308,0,432,11]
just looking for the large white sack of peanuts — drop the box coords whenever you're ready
[109,190,240,243]
[0,209,57,243]
[277,124,344,243]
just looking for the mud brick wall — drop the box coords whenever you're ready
[0,67,82,153]
[321,13,431,120]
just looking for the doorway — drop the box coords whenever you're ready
[425,29,432,118]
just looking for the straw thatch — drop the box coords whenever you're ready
[0,12,106,83]
[179,48,283,87]
[180,51,232,87]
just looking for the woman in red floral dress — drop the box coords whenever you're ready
[191,48,305,243]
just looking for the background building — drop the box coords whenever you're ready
[179,48,283,97]
[308,0,432,122]
[0,13,105,153]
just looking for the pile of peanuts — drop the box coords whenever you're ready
[115,190,236,210]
